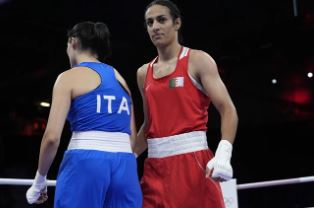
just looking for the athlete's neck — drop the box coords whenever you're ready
[156,42,181,63]
[71,54,100,67]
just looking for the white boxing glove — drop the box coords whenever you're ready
[26,171,47,204]
[206,140,233,181]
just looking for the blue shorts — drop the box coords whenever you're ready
[54,150,142,208]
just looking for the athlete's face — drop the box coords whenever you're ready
[145,5,181,48]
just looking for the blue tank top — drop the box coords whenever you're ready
[67,62,132,135]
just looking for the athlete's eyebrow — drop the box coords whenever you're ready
[146,14,167,21]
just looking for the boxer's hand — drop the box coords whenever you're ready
[26,171,48,204]
[206,140,233,181]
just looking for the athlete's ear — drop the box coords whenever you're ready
[174,18,181,31]
[69,37,79,50]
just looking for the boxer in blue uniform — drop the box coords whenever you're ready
[26,21,142,208]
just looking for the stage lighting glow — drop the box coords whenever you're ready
[40,102,50,108]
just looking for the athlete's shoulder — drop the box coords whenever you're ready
[189,48,213,59]
[56,65,100,85]
[189,49,216,66]
[56,67,78,81]
[53,69,74,90]
[137,63,149,78]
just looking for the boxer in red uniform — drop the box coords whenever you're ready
[134,1,239,207]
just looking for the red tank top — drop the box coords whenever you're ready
[144,47,211,138]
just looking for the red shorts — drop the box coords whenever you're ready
[141,149,225,208]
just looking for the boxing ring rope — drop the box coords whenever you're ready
[0,179,56,186]
[237,176,314,190]
[0,176,313,189]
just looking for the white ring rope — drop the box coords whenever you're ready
[0,176,313,189]
[237,176,314,190]
[0,178,56,186]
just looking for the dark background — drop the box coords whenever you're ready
[0,0,313,207]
